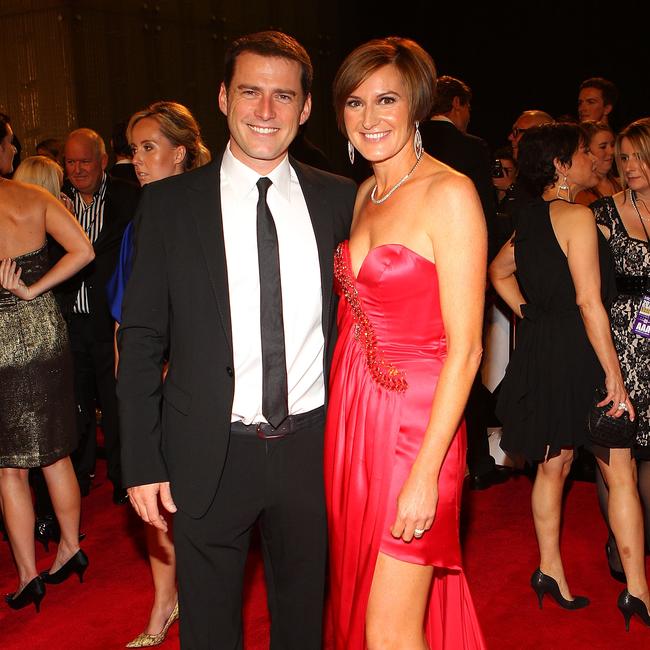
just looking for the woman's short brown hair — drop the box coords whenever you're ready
[332,37,436,138]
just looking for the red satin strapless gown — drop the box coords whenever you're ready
[324,241,485,649]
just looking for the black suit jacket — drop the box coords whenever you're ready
[52,175,140,339]
[420,120,499,261]
[117,155,356,518]
[109,161,139,186]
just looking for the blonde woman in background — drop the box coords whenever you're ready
[575,121,622,206]
[0,115,94,613]
[107,101,210,648]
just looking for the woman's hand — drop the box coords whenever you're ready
[390,467,438,543]
[600,373,635,420]
[0,259,33,301]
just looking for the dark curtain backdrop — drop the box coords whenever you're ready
[1,0,648,175]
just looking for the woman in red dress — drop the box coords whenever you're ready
[324,38,487,649]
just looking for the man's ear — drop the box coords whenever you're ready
[603,103,613,117]
[451,96,462,111]
[100,152,108,171]
[218,83,228,117]
[299,93,312,126]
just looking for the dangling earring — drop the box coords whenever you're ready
[556,173,570,200]
[414,121,423,160]
[347,140,355,165]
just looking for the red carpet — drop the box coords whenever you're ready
[1,462,649,649]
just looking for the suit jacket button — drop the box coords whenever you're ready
[226,366,234,377]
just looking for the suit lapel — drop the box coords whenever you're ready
[292,159,333,333]
[188,158,233,353]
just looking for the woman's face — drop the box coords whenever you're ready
[589,130,615,176]
[343,64,413,164]
[130,117,186,186]
[567,142,598,191]
[0,125,17,175]
[619,137,650,193]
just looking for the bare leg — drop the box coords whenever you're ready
[532,449,575,599]
[0,468,38,593]
[42,456,81,572]
[637,459,650,552]
[365,552,433,650]
[142,523,178,634]
[595,467,623,572]
[597,450,649,608]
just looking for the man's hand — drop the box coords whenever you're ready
[127,482,177,532]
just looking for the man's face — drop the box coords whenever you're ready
[64,135,107,198]
[218,52,311,175]
[508,115,543,158]
[578,87,611,122]
[492,158,516,193]
[457,101,471,133]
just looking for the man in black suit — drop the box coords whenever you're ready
[108,120,138,186]
[419,75,497,259]
[58,129,139,503]
[420,76,508,490]
[117,31,355,649]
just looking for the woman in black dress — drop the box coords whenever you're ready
[490,123,649,628]
[0,114,94,612]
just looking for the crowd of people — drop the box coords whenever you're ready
[1,28,649,649]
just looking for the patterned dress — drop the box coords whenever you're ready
[593,195,650,457]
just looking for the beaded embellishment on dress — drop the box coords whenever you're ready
[334,242,408,393]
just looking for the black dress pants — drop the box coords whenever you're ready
[68,314,122,489]
[174,409,328,650]
[465,370,497,477]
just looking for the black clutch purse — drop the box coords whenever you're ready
[586,388,638,448]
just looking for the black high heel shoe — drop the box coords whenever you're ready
[4,576,46,612]
[618,589,650,632]
[40,549,88,585]
[530,568,590,610]
[605,541,626,584]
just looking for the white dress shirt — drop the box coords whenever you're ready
[220,144,324,424]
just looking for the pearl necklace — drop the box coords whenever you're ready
[370,156,421,205]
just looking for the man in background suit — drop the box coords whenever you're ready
[118,31,356,649]
[56,129,139,504]
[420,76,508,490]
[108,120,138,186]
[419,75,497,259]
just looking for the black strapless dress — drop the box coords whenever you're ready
[0,244,77,467]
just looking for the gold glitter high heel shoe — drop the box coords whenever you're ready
[126,601,179,647]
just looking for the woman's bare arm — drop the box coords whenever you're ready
[488,236,525,318]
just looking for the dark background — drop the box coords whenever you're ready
[1,0,648,174]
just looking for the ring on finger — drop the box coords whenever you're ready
[617,402,627,411]
[413,528,425,537]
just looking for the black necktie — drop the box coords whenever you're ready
[256,177,289,428]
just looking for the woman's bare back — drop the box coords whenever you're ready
[0,180,50,259]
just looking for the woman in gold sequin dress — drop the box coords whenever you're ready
[0,113,94,612]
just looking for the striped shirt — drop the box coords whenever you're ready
[70,173,107,314]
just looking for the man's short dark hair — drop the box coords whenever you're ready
[579,77,619,109]
[111,121,132,158]
[431,76,472,115]
[224,30,313,98]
